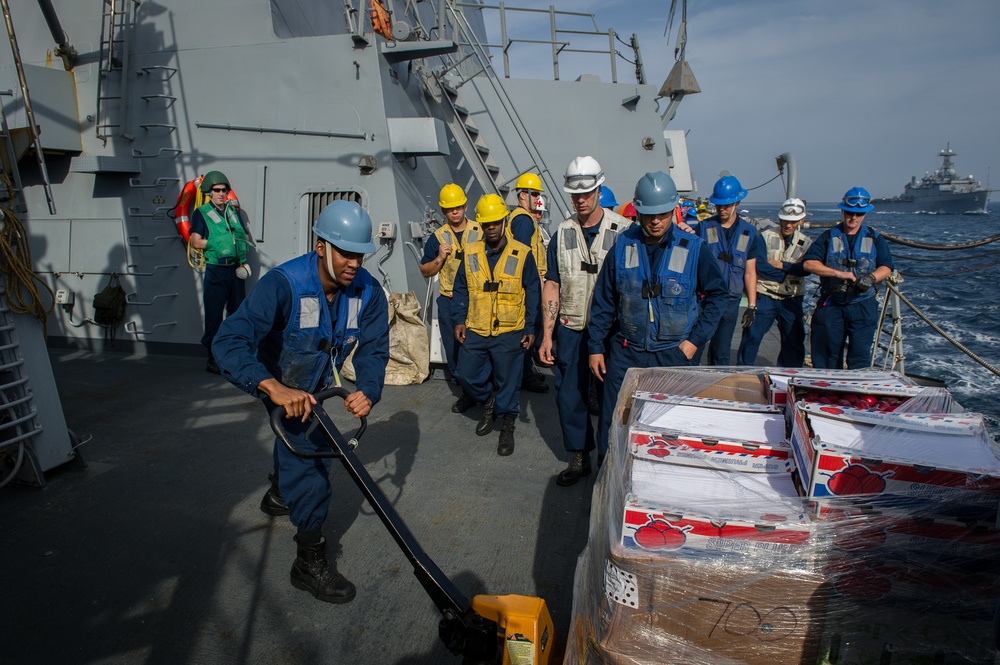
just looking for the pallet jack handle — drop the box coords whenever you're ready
[270,387,500,663]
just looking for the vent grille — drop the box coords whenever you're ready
[306,190,364,245]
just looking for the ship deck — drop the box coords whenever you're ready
[1,327,779,665]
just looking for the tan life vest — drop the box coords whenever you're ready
[464,238,531,336]
[507,206,547,279]
[433,219,482,297]
[757,227,812,298]
[555,209,632,330]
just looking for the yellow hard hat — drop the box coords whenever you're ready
[438,183,467,209]
[475,193,508,224]
[514,172,544,192]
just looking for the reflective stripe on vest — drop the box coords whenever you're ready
[507,207,547,279]
[433,219,482,297]
[757,228,812,298]
[698,216,757,296]
[555,209,632,330]
[821,223,879,301]
[198,202,248,265]
[464,238,530,336]
[273,252,374,391]
[614,226,702,352]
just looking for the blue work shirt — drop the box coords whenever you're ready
[213,266,390,405]
[587,225,728,354]
[452,238,540,332]
[508,211,537,248]
[802,224,894,272]
[420,230,465,266]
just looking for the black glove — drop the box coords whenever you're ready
[855,273,876,293]
[741,306,756,329]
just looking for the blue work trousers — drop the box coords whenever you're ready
[267,400,334,533]
[202,264,246,350]
[458,329,525,416]
[811,297,878,369]
[736,294,806,367]
[436,294,463,382]
[694,295,741,366]
[554,325,596,454]
[597,340,690,465]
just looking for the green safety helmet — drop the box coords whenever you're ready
[313,200,376,254]
[200,171,230,193]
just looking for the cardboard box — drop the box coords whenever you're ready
[783,377,928,432]
[597,550,829,665]
[633,398,786,446]
[629,428,794,474]
[636,389,782,414]
[767,369,911,406]
[692,372,770,404]
[790,403,1000,524]
[623,462,813,558]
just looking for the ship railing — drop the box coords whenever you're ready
[452,2,640,84]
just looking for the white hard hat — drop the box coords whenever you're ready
[533,194,547,212]
[563,156,606,194]
[778,197,807,221]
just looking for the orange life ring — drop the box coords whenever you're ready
[170,176,240,243]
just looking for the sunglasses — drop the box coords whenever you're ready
[842,195,870,208]
[563,174,602,192]
[211,187,230,193]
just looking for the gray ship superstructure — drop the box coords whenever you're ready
[874,144,991,214]
[0,0,699,482]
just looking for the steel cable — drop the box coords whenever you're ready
[886,281,1000,377]
[879,229,1000,250]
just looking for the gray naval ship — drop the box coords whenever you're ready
[873,144,992,214]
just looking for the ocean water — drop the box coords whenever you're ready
[741,202,1000,435]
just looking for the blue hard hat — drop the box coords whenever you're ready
[837,186,875,213]
[313,200,376,254]
[599,186,619,209]
[632,171,679,215]
[708,175,747,206]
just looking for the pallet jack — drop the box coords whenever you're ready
[270,387,558,665]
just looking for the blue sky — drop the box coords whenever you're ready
[483,0,1000,202]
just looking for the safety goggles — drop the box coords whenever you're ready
[563,174,602,192]
[211,187,230,193]
[779,202,805,217]
[841,195,871,208]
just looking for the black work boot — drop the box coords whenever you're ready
[260,473,289,516]
[476,395,496,436]
[451,392,477,414]
[497,414,516,456]
[290,535,356,604]
[556,452,593,486]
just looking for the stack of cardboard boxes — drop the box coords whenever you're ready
[565,367,1000,665]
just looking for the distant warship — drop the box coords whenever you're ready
[874,144,991,214]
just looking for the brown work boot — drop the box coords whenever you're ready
[475,395,496,436]
[259,473,289,516]
[556,452,592,486]
[497,414,516,456]
[290,535,356,604]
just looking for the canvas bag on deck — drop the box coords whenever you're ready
[341,290,429,386]
[93,274,126,326]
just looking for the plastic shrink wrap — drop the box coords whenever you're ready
[564,367,1000,665]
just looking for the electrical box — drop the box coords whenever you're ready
[55,289,74,306]
[377,222,397,240]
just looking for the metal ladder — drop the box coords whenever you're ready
[407,1,568,218]
[95,0,138,143]
[0,89,25,212]
[0,285,45,487]
[0,0,56,213]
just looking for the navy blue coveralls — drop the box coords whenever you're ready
[544,224,604,456]
[191,205,248,352]
[736,238,810,367]
[694,216,765,366]
[452,239,539,419]
[213,253,389,534]
[802,223,893,369]
[587,224,728,464]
